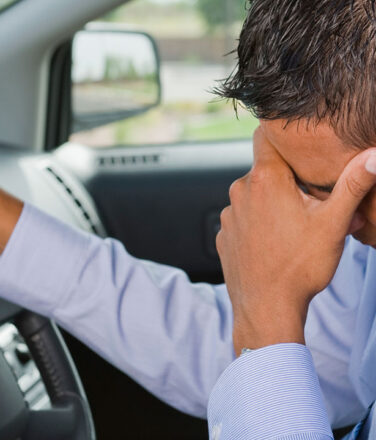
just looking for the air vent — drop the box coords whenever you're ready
[45,167,99,235]
[97,153,161,167]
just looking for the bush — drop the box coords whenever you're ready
[196,0,247,30]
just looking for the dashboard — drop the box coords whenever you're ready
[0,323,50,410]
[0,143,107,418]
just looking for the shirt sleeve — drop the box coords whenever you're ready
[305,237,370,428]
[0,202,235,418]
[208,344,333,440]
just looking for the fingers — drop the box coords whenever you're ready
[324,149,376,234]
[253,126,295,183]
[216,206,232,255]
[253,127,282,166]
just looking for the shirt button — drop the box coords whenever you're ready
[211,423,222,440]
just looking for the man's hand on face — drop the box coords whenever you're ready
[217,128,376,356]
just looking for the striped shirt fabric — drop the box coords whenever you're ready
[1,204,376,437]
[208,344,333,440]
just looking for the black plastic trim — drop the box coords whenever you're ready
[45,40,73,151]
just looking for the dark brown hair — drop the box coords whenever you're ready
[217,0,376,148]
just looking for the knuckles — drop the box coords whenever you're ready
[219,206,231,227]
[217,206,231,254]
[215,229,223,254]
[248,166,275,186]
[228,179,245,203]
[229,167,271,203]
[345,176,368,199]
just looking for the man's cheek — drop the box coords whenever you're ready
[359,190,376,224]
[351,194,376,245]
[348,212,367,235]
[352,221,376,246]
[305,187,330,201]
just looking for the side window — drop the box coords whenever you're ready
[70,0,258,148]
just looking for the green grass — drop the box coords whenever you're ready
[71,100,259,147]
[110,105,259,145]
[182,114,259,141]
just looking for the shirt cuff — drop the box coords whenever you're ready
[208,343,333,440]
[0,202,91,315]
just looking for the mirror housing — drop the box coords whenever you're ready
[71,24,162,134]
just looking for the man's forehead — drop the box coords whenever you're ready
[260,119,359,192]
[260,119,347,150]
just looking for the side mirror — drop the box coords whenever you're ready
[71,25,161,134]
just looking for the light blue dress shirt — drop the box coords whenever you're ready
[0,203,376,439]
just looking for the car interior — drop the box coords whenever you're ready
[0,0,253,438]
[0,0,353,439]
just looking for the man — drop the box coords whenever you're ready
[209,0,376,437]
[212,128,376,439]
[0,0,375,438]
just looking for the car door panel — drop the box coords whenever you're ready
[55,140,253,281]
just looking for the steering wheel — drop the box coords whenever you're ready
[0,300,96,440]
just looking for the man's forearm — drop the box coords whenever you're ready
[0,202,235,418]
[0,190,23,254]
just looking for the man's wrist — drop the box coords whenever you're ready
[233,305,306,356]
[234,330,306,357]
[0,190,24,254]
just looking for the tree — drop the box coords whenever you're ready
[196,0,247,30]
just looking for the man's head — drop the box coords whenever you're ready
[218,0,376,245]
[221,0,376,148]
